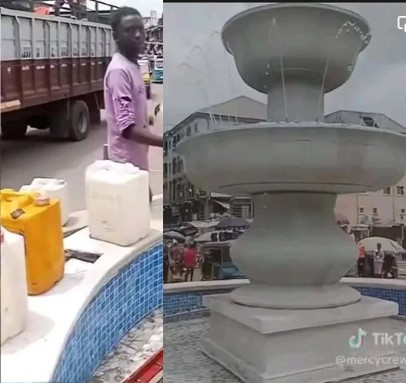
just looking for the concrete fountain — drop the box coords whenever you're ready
[177,3,406,383]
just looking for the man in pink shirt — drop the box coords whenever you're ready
[104,7,162,201]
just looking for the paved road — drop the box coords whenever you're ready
[0,84,163,212]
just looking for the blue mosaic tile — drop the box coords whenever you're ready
[52,242,163,383]
[164,286,406,318]
[163,289,231,316]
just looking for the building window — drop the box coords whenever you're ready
[359,207,364,214]
[194,122,199,133]
[383,187,391,195]
[362,116,379,128]
[373,208,378,214]
[401,208,405,214]
[163,163,167,178]
[397,186,405,195]
[172,158,177,174]
[186,126,191,136]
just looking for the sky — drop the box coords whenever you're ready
[164,2,406,131]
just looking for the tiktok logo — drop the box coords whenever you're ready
[349,328,368,349]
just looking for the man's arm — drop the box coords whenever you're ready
[107,69,163,148]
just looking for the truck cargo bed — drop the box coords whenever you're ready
[1,7,115,113]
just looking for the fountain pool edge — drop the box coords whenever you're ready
[163,278,406,320]
[1,203,163,383]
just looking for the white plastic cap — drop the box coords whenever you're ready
[123,163,139,174]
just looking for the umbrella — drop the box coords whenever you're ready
[216,216,250,229]
[163,231,186,242]
[195,231,215,243]
[188,220,220,229]
[358,237,405,254]
[175,225,198,237]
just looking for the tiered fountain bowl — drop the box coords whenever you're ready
[177,3,406,309]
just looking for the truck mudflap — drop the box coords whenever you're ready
[49,99,90,141]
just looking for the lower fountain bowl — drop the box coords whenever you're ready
[176,122,406,195]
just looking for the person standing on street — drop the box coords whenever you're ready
[104,7,162,201]
[183,243,198,282]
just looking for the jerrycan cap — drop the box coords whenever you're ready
[34,195,50,206]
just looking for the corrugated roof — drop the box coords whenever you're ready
[324,110,406,134]
[199,95,267,120]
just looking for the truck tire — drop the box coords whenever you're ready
[1,121,28,140]
[68,100,90,141]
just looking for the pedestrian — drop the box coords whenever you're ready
[374,242,384,277]
[104,7,162,203]
[357,245,366,277]
[163,245,169,283]
[54,0,82,19]
[170,240,183,280]
[183,242,198,282]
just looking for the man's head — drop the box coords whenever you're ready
[377,242,382,250]
[111,7,145,58]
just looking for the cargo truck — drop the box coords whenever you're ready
[0,1,117,141]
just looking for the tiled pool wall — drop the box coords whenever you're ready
[163,285,406,321]
[53,242,163,383]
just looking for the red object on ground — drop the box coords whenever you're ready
[123,348,163,383]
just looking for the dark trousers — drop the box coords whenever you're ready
[184,267,194,282]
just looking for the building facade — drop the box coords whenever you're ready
[163,96,265,223]
[335,178,406,227]
[164,98,406,232]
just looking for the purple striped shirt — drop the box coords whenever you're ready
[104,53,149,170]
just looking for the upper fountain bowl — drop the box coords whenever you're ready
[222,3,370,94]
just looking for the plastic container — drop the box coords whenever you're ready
[1,226,28,345]
[20,178,70,226]
[0,189,65,295]
[85,160,150,246]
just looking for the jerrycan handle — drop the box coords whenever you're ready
[1,189,35,208]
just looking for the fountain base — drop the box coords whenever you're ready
[203,294,400,383]
[231,284,361,309]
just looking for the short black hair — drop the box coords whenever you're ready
[111,7,142,33]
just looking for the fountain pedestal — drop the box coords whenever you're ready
[177,3,406,382]
[204,294,399,383]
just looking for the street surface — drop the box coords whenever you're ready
[0,84,163,212]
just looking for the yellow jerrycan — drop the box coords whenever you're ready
[0,189,65,295]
